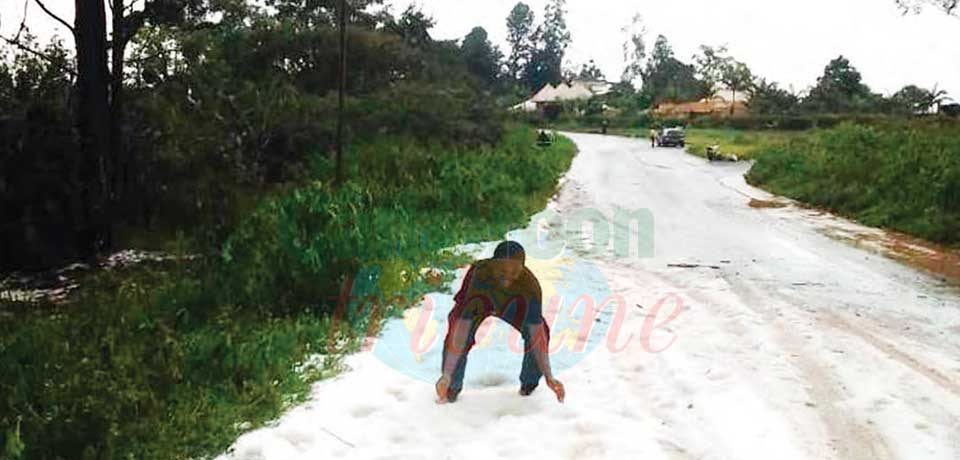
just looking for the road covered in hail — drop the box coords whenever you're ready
[219,132,960,460]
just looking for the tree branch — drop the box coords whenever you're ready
[0,34,77,77]
[12,0,30,42]
[33,0,76,36]
[118,9,149,47]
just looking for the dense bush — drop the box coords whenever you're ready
[0,40,80,271]
[1,265,340,459]
[747,122,960,244]
[684,114,911,131]
[222,128,573,313]
[1,7,505,271]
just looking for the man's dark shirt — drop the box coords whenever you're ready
[452,259,544,331]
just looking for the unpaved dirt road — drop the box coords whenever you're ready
[221,133,960,460]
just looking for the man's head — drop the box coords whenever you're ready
[492,241,526,287]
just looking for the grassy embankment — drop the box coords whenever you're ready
[684,128,802,160]
[747,122,960,246]
[682,123,959,247]
[0,127,576,460]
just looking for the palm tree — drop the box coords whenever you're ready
[929,84,952,114]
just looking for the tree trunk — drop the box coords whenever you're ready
[75,0,113,256]
[730,88,736,116]
[335,0,347,185]
[111,3,128,222]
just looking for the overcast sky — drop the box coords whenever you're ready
[3,0,959,97]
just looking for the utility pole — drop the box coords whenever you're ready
[335,0,348,185]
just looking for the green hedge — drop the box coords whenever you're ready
[686,114,954,131]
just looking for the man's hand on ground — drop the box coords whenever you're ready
[435,375,452,404]
[546,377,565,403]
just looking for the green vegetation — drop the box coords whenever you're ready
[748,122,960,245]
[1,1,508,271]
[1,1,580,457]
[543,107,652,137]
[508,0,572,96]
[532,16,955,132]
[685,129,801,160]
[0,127,576,459]
[2,0,957,458]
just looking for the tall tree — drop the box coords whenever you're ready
[604,79,651,111]
[748,78,800,115]
[693,46,753,112]
[104,0,213,246]
[523,0,571,91]
[647,36,674,68]
[74,0,112,253]
[721,60,753,114]
[461,26,502,88]
[620,13,645,84]
[267,0,385,28]
[77,0,223,252]
[891,84,951,114]
[804,55,875,113]
[110,1,180,218]
[385,4,435,48]
[505,2,535,82]
[642,35,705,104]
[693,44,729,97]
[578,59,604,80]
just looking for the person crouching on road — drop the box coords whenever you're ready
[436,241,565,404]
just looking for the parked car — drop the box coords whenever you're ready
[656,128,686,148]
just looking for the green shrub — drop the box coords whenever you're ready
[0,265,344,460]
[779,117,814,131]
[683,114,926,132]
[222,127,575,313]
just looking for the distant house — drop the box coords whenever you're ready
[653,88,749,118]
[511,79,613,114]
[940,103,960,118]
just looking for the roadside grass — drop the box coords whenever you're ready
[747,122,960,246]
[0,126,577,460]
[684,128,803,160]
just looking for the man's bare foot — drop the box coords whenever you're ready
[546,378,565,403]
[436,375,452,404]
